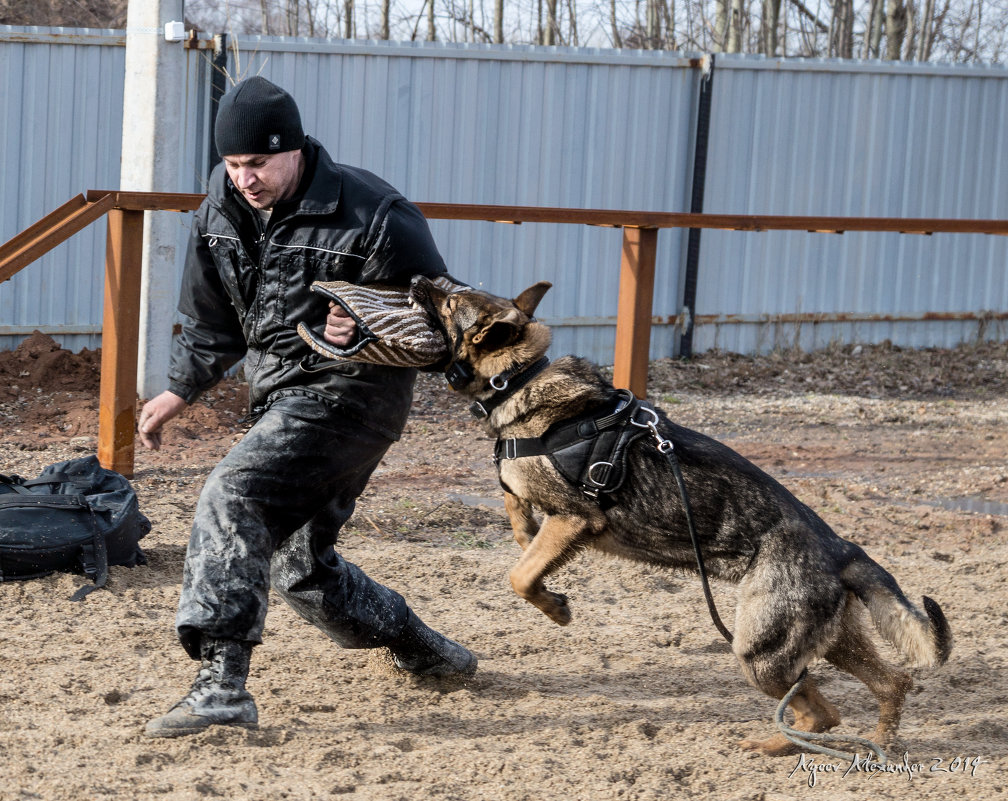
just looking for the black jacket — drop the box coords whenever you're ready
[167,137,447,439]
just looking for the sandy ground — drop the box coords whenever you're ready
[1,332,1006,800]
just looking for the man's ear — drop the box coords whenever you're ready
[513,281,552,317]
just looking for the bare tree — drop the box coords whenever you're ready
[544,0,558,43]
[344,0,353,36]
[762,0,782,53]
[713,0,729,48]
[830,0,855,56]
[172,0,1008,64]
[916,0,937,57]
[260,0,273,34]
[566,0,579,43]
[864,0,884,55]
[885,0,907,58]
[725,0,746,51]
[380,0,390,38]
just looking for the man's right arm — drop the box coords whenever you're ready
[140,210,247,450]
[167,211,248,403]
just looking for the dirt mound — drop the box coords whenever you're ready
[0,331,101,401]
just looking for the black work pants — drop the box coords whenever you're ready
[175,394,408,659]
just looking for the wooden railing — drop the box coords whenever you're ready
[3,189,1008,477]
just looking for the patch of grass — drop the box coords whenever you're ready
[448,530,496,549]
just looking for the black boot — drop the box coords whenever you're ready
[387,609,477,677]
[144,638,258,738]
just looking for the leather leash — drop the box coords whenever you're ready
[630,405,734,645]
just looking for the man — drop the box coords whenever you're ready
[139,76,476,738]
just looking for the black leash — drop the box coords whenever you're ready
[630,405,734,645]
[633,408,893,761]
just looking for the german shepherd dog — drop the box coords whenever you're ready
[409,276,952,756]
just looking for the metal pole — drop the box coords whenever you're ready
[679,53,715,359]
[208,33,229,175]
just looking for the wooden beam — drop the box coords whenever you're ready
[98,208,145,478]
[0,194,88,265]
[72,192,1008,234]
[612,227,658,399]
[0,193,115,283]
[85,190,205,212]
[416,203,1008,235]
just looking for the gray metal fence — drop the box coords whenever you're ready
[2,27,1007,362]
[698,57,1008,352]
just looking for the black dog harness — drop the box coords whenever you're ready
[494,388,650,502]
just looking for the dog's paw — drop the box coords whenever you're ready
[544,592,572,626]
[738,733,802,757]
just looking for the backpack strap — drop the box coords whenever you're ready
[70,510,110,602]
[21,472,72,487]
[0,473,30,494]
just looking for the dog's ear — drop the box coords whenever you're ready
[472,310,521,351]
[513,282,551,317]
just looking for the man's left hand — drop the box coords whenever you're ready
[324,302,357,347]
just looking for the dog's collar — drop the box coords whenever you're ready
[468,356,551,420]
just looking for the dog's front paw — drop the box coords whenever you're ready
[543,592,572,626]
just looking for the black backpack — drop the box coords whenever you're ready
[0,456,150,600]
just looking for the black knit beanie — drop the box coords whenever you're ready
[214,76,306,157]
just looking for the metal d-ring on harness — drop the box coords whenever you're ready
[632,406,889,766]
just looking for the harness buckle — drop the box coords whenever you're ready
[469,401,490,419]
[501,438,518,460]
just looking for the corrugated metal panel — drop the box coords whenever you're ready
[0,26,126,352]
[0,26,214,353]
[695,55,1008,353]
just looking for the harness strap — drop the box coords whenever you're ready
[495,388,637,460]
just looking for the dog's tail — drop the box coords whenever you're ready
[841,549,952,669]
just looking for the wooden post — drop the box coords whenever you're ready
[612,226,658,398]
[98,208,144,477]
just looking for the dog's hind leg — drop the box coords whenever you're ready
[509,513,599,625]
[733,567,844,756]
[823,598,912,749]
[504,492,539,550]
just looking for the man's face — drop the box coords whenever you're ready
[223,149,304,210]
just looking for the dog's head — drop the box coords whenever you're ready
[410,276,552,394]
